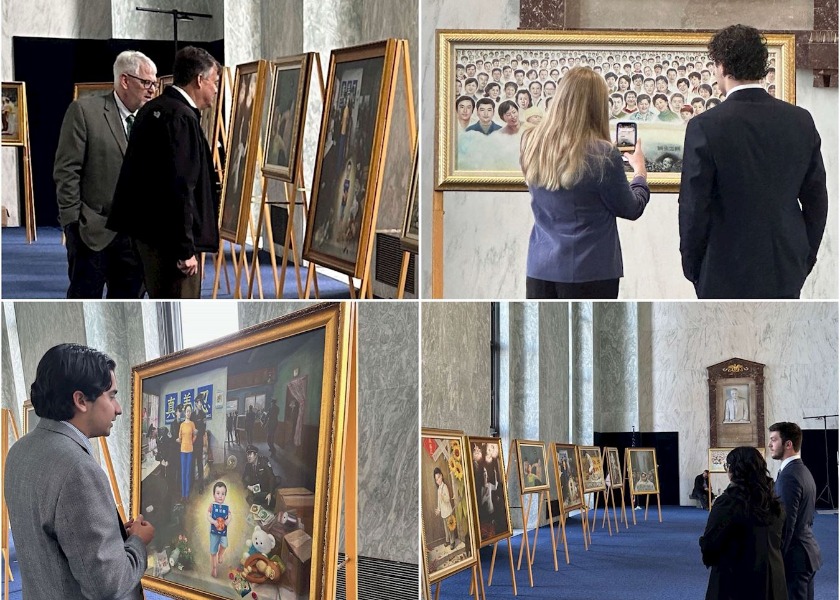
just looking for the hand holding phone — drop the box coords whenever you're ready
[616,122,637,153]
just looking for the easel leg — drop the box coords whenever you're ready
[645,494,650,521]
[212,240,225,298]
[488,543,497,586]
[263,203,280,297]
[545,491,559,571]
[657,493,662,523]
[396,250,411,299]
[506,537,518,595]
[345,306,358,599]
[516,494,531,570]
[247,186,269,299]
[434,581,440,600]
[432,190,444,297]
[631,494,637,525]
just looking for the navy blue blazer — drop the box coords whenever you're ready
[774,458,822,575]
[526,145,649,283]
[678,88,827,299]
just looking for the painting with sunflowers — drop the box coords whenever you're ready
[420,428,478,584]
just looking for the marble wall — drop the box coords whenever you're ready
[420,1,839,299]
[111,0,222,42]
[238,301,419,565]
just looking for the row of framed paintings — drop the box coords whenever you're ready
[421,429,662,595]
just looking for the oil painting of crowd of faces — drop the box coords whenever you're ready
[136,324,330,600]
[440,33,783,188]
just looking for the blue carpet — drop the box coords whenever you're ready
[434,507,838,600]
[2,227,350,299]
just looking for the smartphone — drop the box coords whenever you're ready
[616,122,637,153]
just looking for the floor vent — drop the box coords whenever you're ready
[374,233,416,295]
[336,553,419,600]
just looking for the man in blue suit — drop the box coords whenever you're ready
[769,421,822,600]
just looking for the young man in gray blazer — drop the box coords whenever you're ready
[769,421,823,600]
[54,51,157,299]
[4,344,155,599]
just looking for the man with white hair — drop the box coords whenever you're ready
[54,50,157,298]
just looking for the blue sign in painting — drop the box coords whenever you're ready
[197,384,213,419]
[180,389,195,412]
[164,393,178,424]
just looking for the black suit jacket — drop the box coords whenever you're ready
[678,88,827,299]
[108,86,220,259]
[775,458,822,575]
[699,488,787,600]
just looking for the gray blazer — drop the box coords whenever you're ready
[4,419,146,600]
[54,92,128,251]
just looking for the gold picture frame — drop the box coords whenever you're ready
[2,81,27,146]
[515,439,550,493]
[22,400,38,434]
[626,448,660,495]
[577,445,606,493]
[303,39,401,278]
[73,81,113,101]
[604,446,623,488]
[220,59,269,244]
[262,53,314,183]
[466,435,513,548]
[400,141,419,254]
[129,303,350,600]
[421,428,479,585]
[435,29,795,192]
[552,443,584,512]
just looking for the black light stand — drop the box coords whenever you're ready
[135,7,213,60]
[803,414,838,510]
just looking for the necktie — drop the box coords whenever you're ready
[126,114,134,139]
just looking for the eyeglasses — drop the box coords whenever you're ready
[124,73,157,90]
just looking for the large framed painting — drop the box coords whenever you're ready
[466,436,513,547]
[421,428,478,585]
[220,60,269,244]
[400,141,419,254]
[262,53,314,182]
[515,439,549,493]
[552,443,583,512]
[1,81,27,146]
[435,30,795,192]
[303,39,401,278]
[626,448,660,495]
[707,357,766,448]
[577,446,606,493]
[130,303,350,600]
[604,447,623,488]
[73,81,113,101]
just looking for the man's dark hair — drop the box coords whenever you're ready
[173,46,220,87]
[631,73,643,82]
[637,93,651,104]
[455,95,476,110]
[698,83,713,95]
[708,24,769,81]
[652,93,669,105]
[498,100,517,119]
[655,75,668,84]
[213,481,227,493]
[464,77,478,88]
[769,421,803,452]
[30,343,116,421]
[475,97,495,110]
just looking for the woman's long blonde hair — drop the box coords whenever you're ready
[520,67,611,191]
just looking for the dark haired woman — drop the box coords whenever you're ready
[699,446,786,600]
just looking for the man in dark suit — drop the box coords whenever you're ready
[691,469,715,509]
[4,344,155,599]
[678,25,827,299]
[108,46,221,298]
[769,421,822,600]
[54,51,157,298]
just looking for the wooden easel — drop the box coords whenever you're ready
[484,537,517,595]
[304,38,416,300]
[586,489,613,537]
[432,564,482,600]
[98,437,127,522]
[506,440,558,587]
[248,54,326,299]
[552,444,589,552]
[206,66,234,294]
[624,448,663,525]
[396,248,415,299]
[601,448,628,531]
[1,409,20,599]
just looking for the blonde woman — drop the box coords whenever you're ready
[521,67,649,299]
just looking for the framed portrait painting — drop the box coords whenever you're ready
[130,303,350,600]
[577,446,606,493]
[421,428,478,585]
[1,81,27,146]
[22,399,38,434]
[73,82,113,101]
[303,39,401,278]
[400,142,419,254]
[220,60,269,244]
[262,53,314,182]
[626,448,660,495]
[435,30,795,192]
[515,439,549,493]
[552,443,583,512]
[466,436,513,547]
[604,447,623,488]
[707,357,766,448]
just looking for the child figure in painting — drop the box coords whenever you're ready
[207,481,232,578]
[433,467,459,550]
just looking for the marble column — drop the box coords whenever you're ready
[570,303,594,445]
[594,303,640,433]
